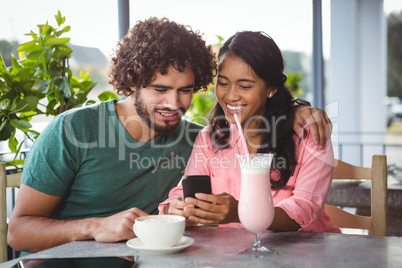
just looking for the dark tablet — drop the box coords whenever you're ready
[11,256,134,268]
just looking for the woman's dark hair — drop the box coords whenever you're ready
[210,31,296,190]
[109,17,217,96]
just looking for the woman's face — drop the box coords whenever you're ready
[215,54,274,127]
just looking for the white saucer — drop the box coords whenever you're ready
[126,236,194,255]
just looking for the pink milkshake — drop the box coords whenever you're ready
[238,170,274,234]
[237,154,275,234]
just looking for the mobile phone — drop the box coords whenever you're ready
[182,175,212,199]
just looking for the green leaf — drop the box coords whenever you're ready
[12,58,23,72]
[98,91,119,102]
[0,54,6,71]
[26,50,43,61]
[24,30,37,39]
[28,129,41,138]
[20,110,36,118]
[43,34,53,45]
[37,24,44,35]
[16,68,35,82]
[41,53,48,78]
[0,119,14,141]
[86,100,96,106]
[65,68,73,78]
[8,136,18,153]
[0,79,5,92]
[18,40,37,52]
[16,120,32,130]
[81,81,95,90]
[62,26,71,33]
[46,99,57,115]
[24,95,40,110]
[59,93,65,109]
[42,82,51,94]
[58,46,73,58]
[0,119,8,132]
[83,72,90,81]
[22,59,37,69]
[15,96,40,112]
[55,10,62,26]
[70,76,79,86]
[42,21,49,35]
[54,30,64,37]
[25,44,43,53]
[6,159,25,166]
[1,72,13,85]
[45,37,70,46]
[60,76,71,97]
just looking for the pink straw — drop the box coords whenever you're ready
[234,113,249,155]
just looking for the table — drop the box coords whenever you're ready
[327,175,402,236]
[1,227,402,268]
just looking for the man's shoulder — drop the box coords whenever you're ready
[162,119,203,145]
[39,100,114,138]
[59,100,113,119]
[180,119,203,139]
[49,100,114,128]
[181,119,204,131]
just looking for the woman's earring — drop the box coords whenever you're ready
[268,89,277,98]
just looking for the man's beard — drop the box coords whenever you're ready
[134,91,183,135]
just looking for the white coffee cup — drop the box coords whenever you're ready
[133,215,185,248]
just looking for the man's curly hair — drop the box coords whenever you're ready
[109,17,217,96]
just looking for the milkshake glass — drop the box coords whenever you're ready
[237,153,277,256]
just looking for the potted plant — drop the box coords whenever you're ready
[0,11,118,166]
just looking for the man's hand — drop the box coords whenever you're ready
[92,208,149,243]
[183,192,239,225]
[293,105,332,146]
[8,184,150,252]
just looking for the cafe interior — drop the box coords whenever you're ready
[1,0,401,267]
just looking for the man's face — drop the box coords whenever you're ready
[133,65,195,135]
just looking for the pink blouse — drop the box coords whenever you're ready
[159,124,341,233]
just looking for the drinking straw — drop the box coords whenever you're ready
[234,113,250,155]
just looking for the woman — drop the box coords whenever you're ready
[159,31,340,233]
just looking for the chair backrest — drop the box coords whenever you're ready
[324,155,388,236]
[0,162,22,263]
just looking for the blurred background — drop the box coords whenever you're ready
[1,0,402,168]
[1,0,402,242]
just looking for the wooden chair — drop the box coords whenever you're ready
[0,162,22,263]
[325,155,388,236]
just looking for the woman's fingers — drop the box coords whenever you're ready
[183,193,238,224]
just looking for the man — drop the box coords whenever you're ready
[8,17,331,253]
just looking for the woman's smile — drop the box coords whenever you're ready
[225,103,246,114]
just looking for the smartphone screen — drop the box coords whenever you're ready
[182,175,212,199]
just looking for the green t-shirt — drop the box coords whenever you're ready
[22,100,202,219]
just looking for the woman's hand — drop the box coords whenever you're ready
[183,192,239,225]
[165,197,197,227]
